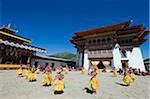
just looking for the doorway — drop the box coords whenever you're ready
[121,60,128,69]
[97,61,105,69]
[34,61,38,69]
[51,63,55,69]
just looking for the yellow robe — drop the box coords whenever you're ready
[28,72,36,81]
[96,69,100,75]
[129,73,135,82]
[24,70,30,78]
[43,73,52,85]
[113,69,117,77]
[54,79,64,91]
[36,68,40,74]
[16,69,23,75]
[90,77,99,90]
[122,74,133,85]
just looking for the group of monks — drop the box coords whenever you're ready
[82,66,136,94]
[16,64,136,95]
[16,65,66,95]
[112,67,135,86]
[16,65,37,81]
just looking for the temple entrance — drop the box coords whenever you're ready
[90,59,111,69]
[97,61,105,69]
[21,56,28,64]
[121,60,128,69]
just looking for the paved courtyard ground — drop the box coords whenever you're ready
[0,70,150,99]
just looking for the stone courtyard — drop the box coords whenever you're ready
[0,70,149,99]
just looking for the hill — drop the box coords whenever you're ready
[48,52,76,62]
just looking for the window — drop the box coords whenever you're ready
[97,39,100,43]
[102,38,106,43]
[125,40,128,43]
[121,40,124,44]
[107,38,111,42]
[88,40,91,44]
[129,39,132,42]
[133,36,136,39]
[93,40,96,43]
[122,51,127,58]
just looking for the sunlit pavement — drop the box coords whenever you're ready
[0,70,149,99]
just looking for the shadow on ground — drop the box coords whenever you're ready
[115,82,128,87]
[83,87,94,94]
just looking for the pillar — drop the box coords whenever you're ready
[83,49,90,70]
[79,52,83,67]
[27,57,31,64]
[112,43,122,70]
[76,51,84,67]
[129,47,145,71]
[126,50,132,68]
[0,58,2,64]
[75,51,79,66]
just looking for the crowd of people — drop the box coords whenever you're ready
[16,64,72,95]
[16,64,149,95]
[111,67,136,86]
[117,67,150,76]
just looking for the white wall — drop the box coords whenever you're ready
[126,50,132,67]
[31,59,67,68]
[129,47,145,71]
[112,44,122,70]
[83,50,90,70]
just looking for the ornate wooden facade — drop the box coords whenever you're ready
[0,24,46,64]
[70,21,149,71]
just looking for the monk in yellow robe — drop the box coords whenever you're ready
[36,66,41,74]
[43,72,52,86]
[24,69,30,79]
[28,67,36,82]
[122,69,133,86]
[89,71,99,94]
[129,71,136,82]
[16,66,23,77]
[112,67,117,77]
[95,67,100,75]
[54,73,65,94]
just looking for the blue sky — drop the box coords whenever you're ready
[0,0,149,58]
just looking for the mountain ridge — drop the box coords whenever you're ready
[48,52,76,62]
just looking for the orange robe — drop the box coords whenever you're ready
[54,79,65,91]
[90,77,99,90]
[43,73,52,85]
